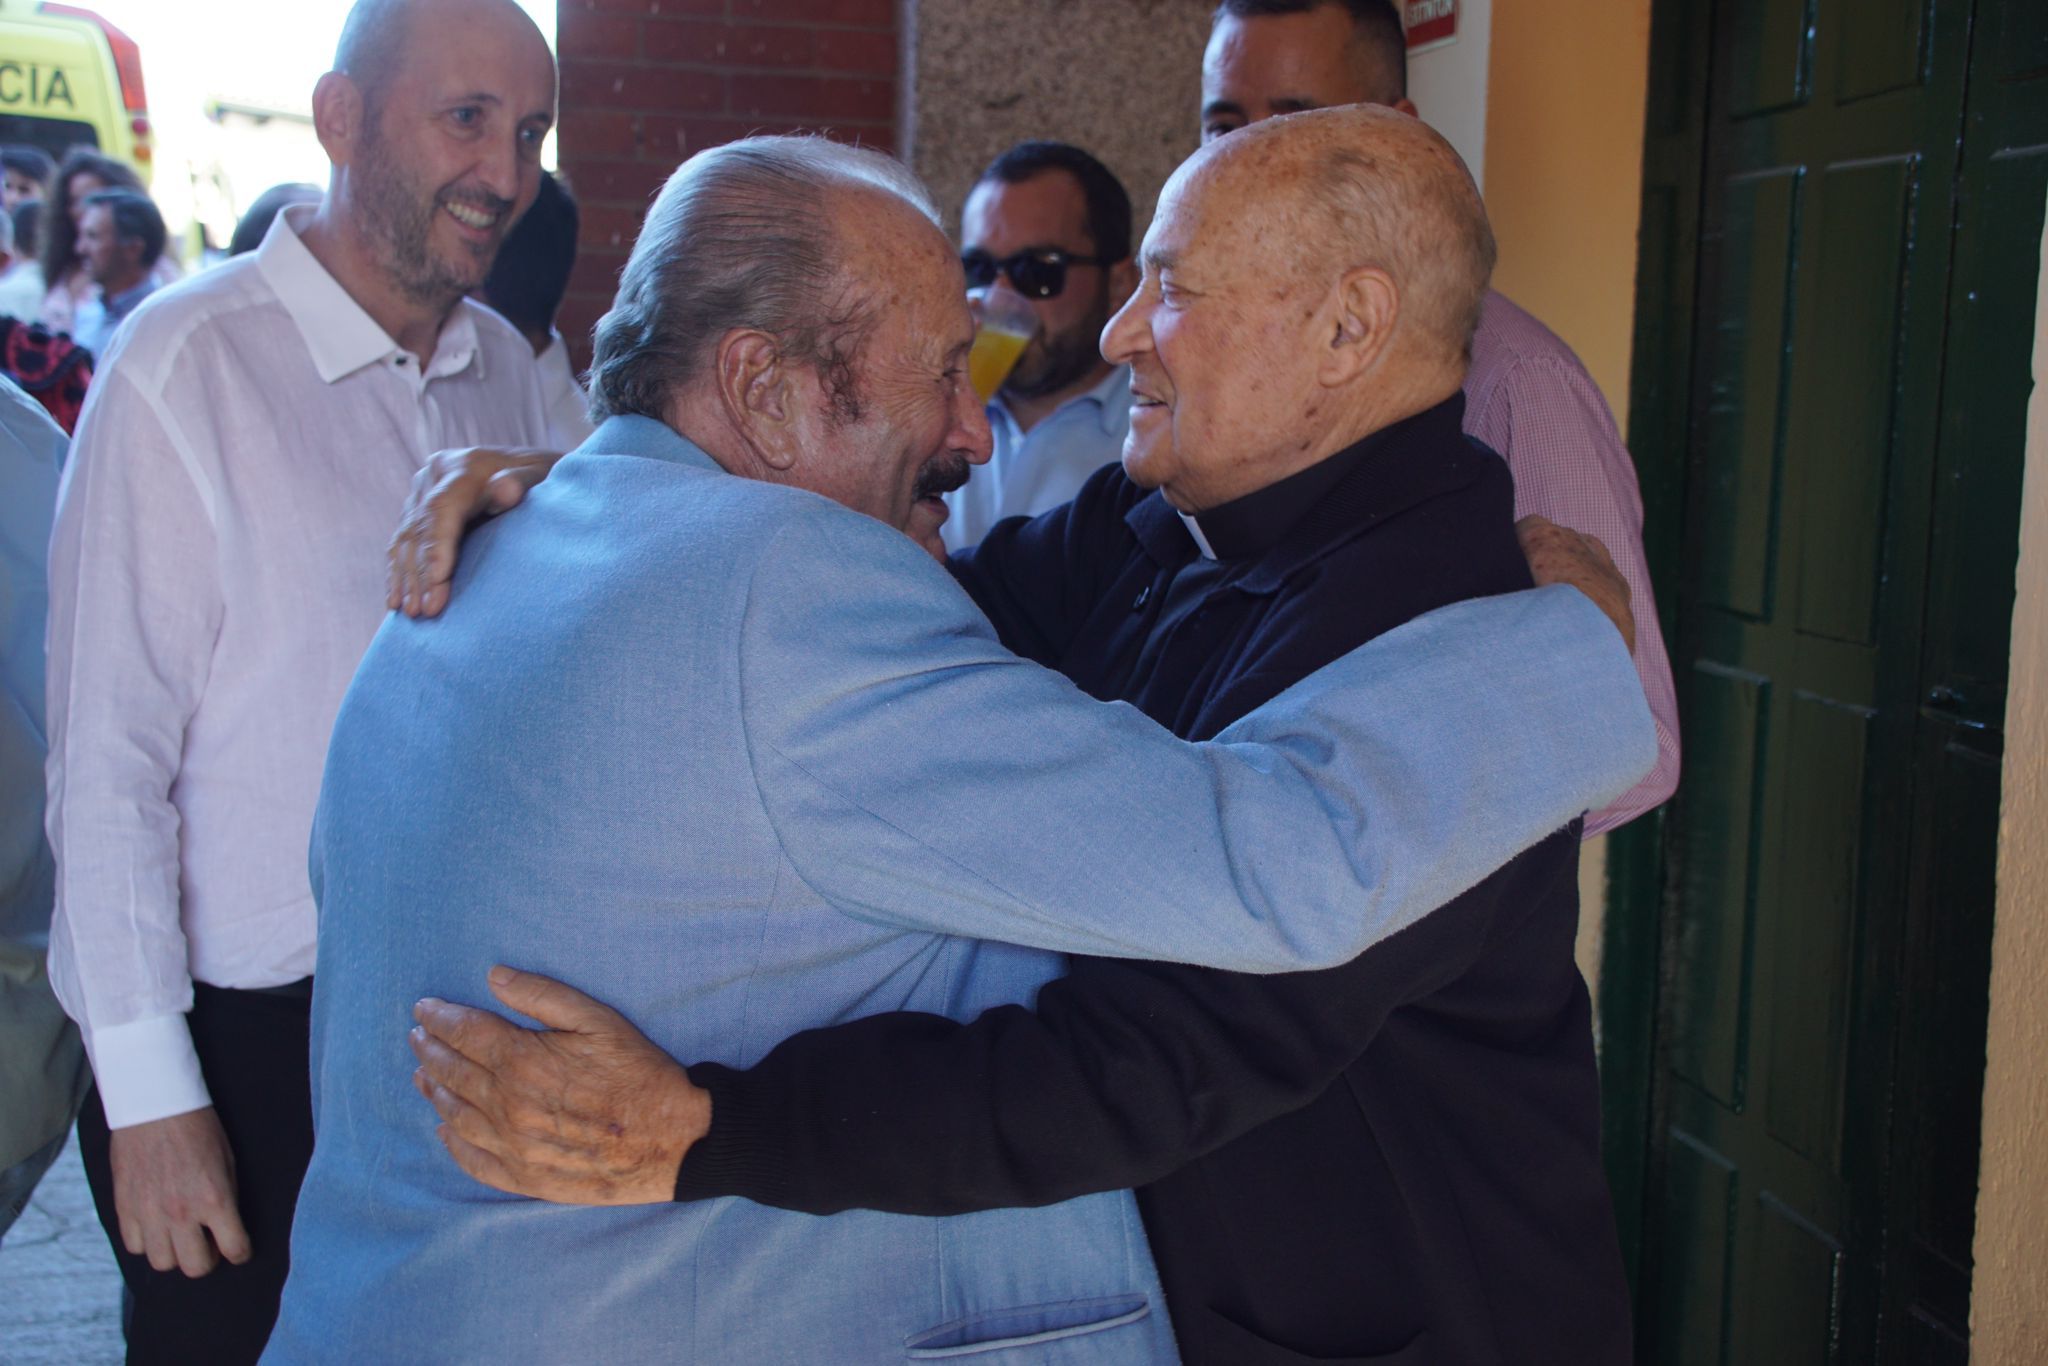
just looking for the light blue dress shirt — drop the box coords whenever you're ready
[70,277,158,356]
[942,365,1132,551]
[268,416,1653,1363]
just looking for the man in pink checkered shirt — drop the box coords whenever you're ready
[1202,0,1681,833]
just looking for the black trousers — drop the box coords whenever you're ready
[77,981,315,1366]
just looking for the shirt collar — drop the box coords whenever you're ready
[991,364,1133,438]
[101,278,156,319]
[1125,393,1486,592]
[580,413,724,473]
[254,203,484,386]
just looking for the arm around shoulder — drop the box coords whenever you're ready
[740,504,1654,973]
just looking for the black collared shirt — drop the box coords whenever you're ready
[677,393,1631,1365]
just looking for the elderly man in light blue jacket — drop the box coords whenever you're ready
[267,137,1652,1363]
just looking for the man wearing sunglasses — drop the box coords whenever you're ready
[941,141,1139,551]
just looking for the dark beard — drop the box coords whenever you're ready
[355,121,512,309]
[1002,279,1112,400]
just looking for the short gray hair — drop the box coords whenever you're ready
[588,136,939,424]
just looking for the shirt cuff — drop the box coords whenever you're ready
[81,1012,211,1129]
[672,1062,792,1208]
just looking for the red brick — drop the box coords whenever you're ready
[563,60,726,114]
[814,28,896,77]
[729,73,892,122]
[646,19,817,68]
[560,109,641,161]
[557,12,640,59]
[568,251,630,300]
[562,0,720,16]
[731,0,893,25]
[562,156,672,206]
[639,114,770,159]
[582,201,653,251]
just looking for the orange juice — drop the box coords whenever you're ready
[968,326,1030,401]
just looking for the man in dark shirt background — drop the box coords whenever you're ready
[408,106,1632,1365]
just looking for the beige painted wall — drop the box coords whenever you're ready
[1968,193,2048,1364]
[1482,0,1652,428]
[1480,0,1654,1001]
[903,0,1210,236]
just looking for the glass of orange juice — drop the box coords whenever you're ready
[967,287,1038,401]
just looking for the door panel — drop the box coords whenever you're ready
[1790,158,1915,647]
[1655,1132,1736,1366]
[1729,0,1817,118]
[1761,694,1870,1169]
[1631,0,2033,1359]
[1668,664,1766,1107]
[1836,0,1931,104]
[1696,170,1799,620]
[1746,1193,1843,1361]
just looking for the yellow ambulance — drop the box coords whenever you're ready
[0,0,153,184]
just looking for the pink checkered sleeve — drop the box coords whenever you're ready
[1466,337,1682,836]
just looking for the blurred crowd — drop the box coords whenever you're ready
[0,143,580,440]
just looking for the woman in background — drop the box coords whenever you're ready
[36,149,177,337]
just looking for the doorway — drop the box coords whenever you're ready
[1608,0,2048,1358]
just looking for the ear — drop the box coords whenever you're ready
[714,329,802,472]
[312,72,363,168]
[1319,265,1399,386]
[1392,97,1421,119]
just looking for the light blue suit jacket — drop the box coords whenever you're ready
[267,417,1653,1363]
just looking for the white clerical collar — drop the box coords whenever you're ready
[1177,510,1219,561]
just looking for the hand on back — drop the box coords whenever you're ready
[1517,515,1635,654]
[387,446,562,618]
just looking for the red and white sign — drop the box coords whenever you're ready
[1403,0,1458,52]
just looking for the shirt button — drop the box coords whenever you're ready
[1132,585,1151,611]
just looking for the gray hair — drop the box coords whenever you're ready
[588,136,940,424]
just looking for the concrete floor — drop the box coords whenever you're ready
[0,1130,126,1364]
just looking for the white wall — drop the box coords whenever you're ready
[1405,0,1493,189]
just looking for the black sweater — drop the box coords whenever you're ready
[676,396,1632,1365]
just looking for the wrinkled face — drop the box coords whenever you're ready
[799,207,992,543]
[66,172,109,225]
[2,169,42,213]
[77,203,131,286]
[1101,160,1324,512]
[960,170,1118,400]
[1201,9,1380,142]
[348,7,556,308]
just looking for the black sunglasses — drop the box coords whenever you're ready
[961,247,1117,300]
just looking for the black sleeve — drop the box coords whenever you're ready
[945,462,1142,667]
[674,845,1545,1216]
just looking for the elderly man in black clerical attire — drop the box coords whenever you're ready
[407,106,1634,1365]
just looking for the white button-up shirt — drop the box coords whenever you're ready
[941,365,1132,551]
[535,330,596,451]
[45,206,550,1128]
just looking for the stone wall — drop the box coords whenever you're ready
[906,0,1213,239]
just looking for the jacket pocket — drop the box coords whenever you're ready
[905,1294,1153,1359]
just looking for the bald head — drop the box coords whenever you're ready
[1188,104,1494,362]
[335,0,549,113]
[1104,104,1496,510]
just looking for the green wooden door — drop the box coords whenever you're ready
[1619,0,2048,1359]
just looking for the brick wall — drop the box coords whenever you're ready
[553,0,899,370]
